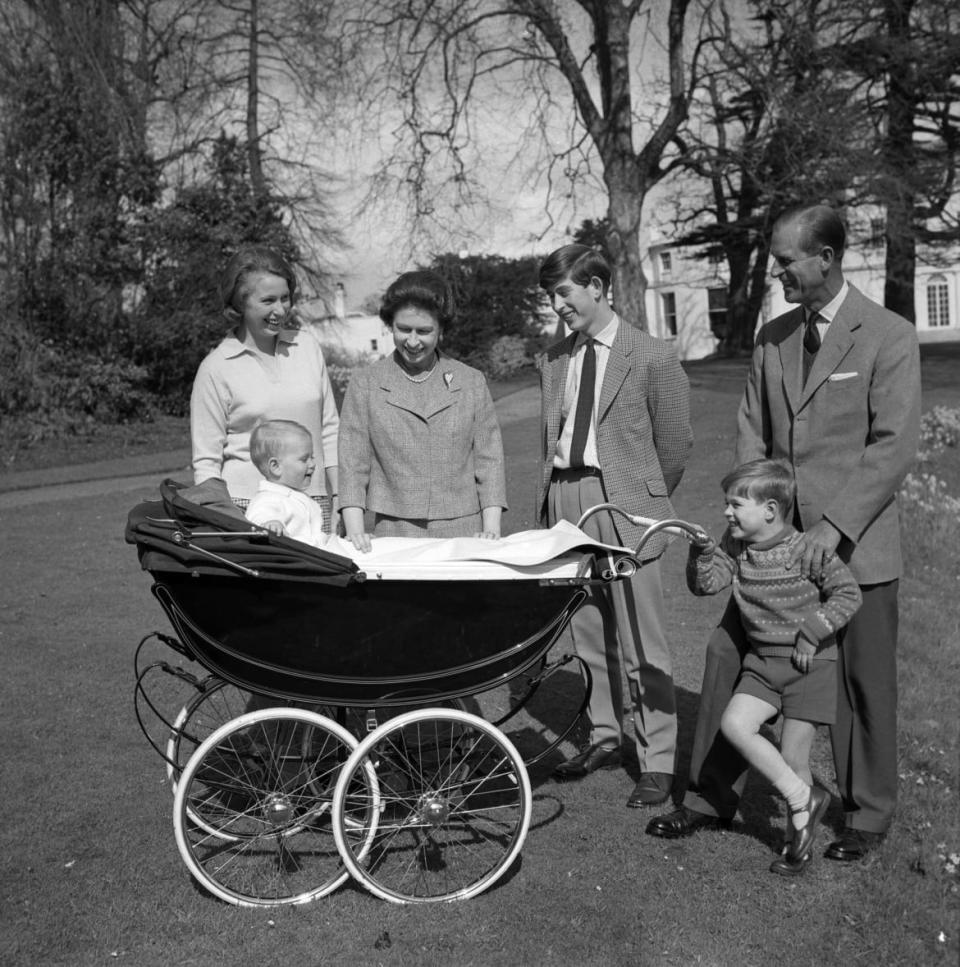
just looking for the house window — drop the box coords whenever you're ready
[926,275,950,327]
[708,248,723,265]
[869,217,885,247]
[659,251,672,275]
[661,292,677,337]
[707,286,729,339]
[370,339,379,351]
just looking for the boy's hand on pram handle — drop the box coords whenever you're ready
[687,530,715,553]
[258,520,286,537]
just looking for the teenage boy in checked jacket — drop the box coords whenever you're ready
[536,244,693,808]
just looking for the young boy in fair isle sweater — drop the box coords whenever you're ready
[687,458,861,876]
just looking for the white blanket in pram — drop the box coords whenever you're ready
[323,520,635,581]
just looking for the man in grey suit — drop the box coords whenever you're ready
[537,244,693,807]
[647,205,921,860]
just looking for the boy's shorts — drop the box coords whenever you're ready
[735,652,837,724]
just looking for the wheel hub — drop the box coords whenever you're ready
[420,794,451,827]
[262,793,295,826]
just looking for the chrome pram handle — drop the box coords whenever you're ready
[575,504,710,559]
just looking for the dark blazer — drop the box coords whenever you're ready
[338,353,506,520]
[536,321,693,559]
[736,284,921,583]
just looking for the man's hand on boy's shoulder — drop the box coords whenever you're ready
[787,518,842,581]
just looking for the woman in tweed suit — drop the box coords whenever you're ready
[338,270,507,552]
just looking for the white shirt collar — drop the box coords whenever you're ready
[576,314,619,350]
[813,281,849,324]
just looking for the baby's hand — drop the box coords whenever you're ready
[792,633,817,673]
[261,520,286,537]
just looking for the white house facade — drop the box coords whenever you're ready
[641,223,960,359]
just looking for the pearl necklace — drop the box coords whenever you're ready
[399,359,437,383]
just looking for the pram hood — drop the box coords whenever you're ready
[125,478,360,585]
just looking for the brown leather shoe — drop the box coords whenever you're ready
[552,744,621,780]
[626,772,673,807]
[645,805,732,839]
[824,828,884,862]
[786,786,831,862]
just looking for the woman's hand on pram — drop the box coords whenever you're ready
[346,530,373,553]
[259,520,286,537]
[473,531,500,541]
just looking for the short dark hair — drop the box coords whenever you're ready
[220,247,297,324]
[539,244,612,295]
[250,419,311,473]
[779,205,846,260]
[720,458,796,517]
[379,270,455,328]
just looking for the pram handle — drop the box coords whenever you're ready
[575,504,710,558]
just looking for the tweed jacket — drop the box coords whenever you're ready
[338,353,507,520]
[536,321,693,560]
[736,285,921,584]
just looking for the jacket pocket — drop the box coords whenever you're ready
[645,477,668,497]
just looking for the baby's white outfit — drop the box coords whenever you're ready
[245,480,329,546]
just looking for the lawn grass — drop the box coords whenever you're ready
[1,355,957,967]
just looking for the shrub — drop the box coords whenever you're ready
[483,335,534,380]
[0,319,153,449]
[320,342,378,409]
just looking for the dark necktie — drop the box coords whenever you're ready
[802,312,821,383]
[569,339,596,469]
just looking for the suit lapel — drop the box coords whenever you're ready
[777,307,805,415]
[798,292,859,408]
[597,323,632,422]
[379,355,460,420]
[545,338,574,446]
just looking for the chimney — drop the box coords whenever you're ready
[334,282,346,320]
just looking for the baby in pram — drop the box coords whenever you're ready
[245,419,332,546]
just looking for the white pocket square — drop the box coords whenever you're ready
[828,372,858,381]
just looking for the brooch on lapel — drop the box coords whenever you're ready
[443,372,454,388]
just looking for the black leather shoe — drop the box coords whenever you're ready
[553,744,621,780]
[645,805,732,839]
[786,786,831,862]
[626,772,673,807]
[824,828,884,862]
[770,851,812,877]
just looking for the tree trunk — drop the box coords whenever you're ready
[605,168,648,329]
[881,0,917,322]
[246,0,268,200]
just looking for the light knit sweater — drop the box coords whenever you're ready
[190,326,339,501]
[687,525,862,660]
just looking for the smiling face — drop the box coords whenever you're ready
[769,218,831,309]
[545,275,608,336]
[237,272,292,349]
[723,492,780,543]
[391,306,441,373]
[271,430,316,491]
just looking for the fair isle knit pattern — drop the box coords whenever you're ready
[686,526,862,660]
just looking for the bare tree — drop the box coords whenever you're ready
[668,0,869,352]
[334,0,709,329]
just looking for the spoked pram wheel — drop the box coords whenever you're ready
[173,708,379,907]
[167,678,255,789]
[332,708,531,903]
